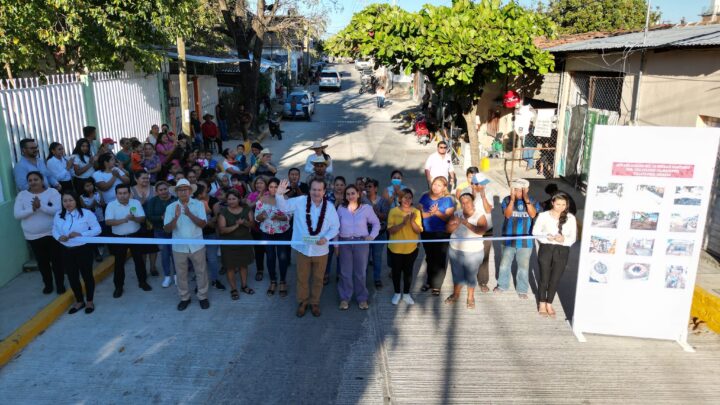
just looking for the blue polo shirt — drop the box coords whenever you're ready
[418,193,454,233]
[501,196,541,248]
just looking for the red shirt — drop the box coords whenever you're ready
[201,121,219,139]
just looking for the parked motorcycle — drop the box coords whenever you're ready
[358,70,376,95]
[414,113,431,145]
[268,113,283,140]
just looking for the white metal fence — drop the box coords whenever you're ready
[1,71,163,164]
[0,75,86,162]
[92,72,162,145]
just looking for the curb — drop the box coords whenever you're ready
[0,256,115,368]
[691,285,720,334]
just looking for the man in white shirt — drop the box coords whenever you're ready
[105,184,151,298]
[163,179,210,311]
[276,178,340,318]
[424,141,455,188]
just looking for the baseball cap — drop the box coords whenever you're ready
[101,138,116,145]
[471,173,490,186]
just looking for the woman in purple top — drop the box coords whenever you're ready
[336,185,380,311]
[141,143,161,183]
[155,132,176,165]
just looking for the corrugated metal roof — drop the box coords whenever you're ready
[548,25,720,52]
[165,52,250,64]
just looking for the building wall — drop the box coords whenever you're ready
[531,72,562,104]
[638,49,720,127]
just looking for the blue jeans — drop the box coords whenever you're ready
[154,229,175,277]
[497,246,532,293]
[325,244,341,277]
[205,233,220,281]
[263,231,291,282]
[377,96,385,108]
[368,232,386,281]
[448,248,483,288]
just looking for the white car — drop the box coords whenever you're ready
[319,69,342,91]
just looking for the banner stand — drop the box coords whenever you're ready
[571,126,719,353]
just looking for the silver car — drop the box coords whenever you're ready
[282,91,315,121]
[319,69,342,91]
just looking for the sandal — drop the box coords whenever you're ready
[420,284,431,292]
[255,271,263,282]
[467,299,475,309]
[431,289,441,296]
[279,282,288,298]
[241,285,255,295]
[480,285,490,293]
[267,281,277,296]
[230,289,240,300]
[444,295,457,304]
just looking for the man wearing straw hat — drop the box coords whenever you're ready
[495,178,541,299]
[164,179,211,311]
[303,140,334,175]
[305,155,334,188]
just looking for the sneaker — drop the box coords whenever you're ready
[358,301,369,310]
[177,299,191,311]
[212,280,226,290]
[139,282,153,291]
[518,293,528,300]
[162,276,172,288]
[339,300,349,310]
[199,299,210,310]
[391,293,402,305]
[402,294,415,305]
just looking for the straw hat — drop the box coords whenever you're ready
[308,140,328,150]
[171,178,197,194]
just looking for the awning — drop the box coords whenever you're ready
[165,52,250,64]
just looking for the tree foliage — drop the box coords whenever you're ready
[0,0,201,76]
[328,0,556,165]
[543,0,661,34]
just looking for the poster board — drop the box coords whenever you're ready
[573,126,720,350]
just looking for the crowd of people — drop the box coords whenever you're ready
[12,126,577,318]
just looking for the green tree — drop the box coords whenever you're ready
[544,0,661,34]
[0,0,201,78]
[329,0,556,166]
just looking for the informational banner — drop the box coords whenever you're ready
[533,109,555,138]
[573,126,720,350]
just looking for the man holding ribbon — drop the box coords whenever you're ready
[276,178,340,318]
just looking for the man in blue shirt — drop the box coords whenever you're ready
[13,138,58,191]
[495,178,540,299]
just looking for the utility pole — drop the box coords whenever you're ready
[177,36,191,135]
[630,0,652,123]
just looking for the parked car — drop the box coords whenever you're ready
[319,69,342,91]
[282,90,315,121]
[354,58,373,70]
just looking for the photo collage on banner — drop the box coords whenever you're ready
[574,126,719,347]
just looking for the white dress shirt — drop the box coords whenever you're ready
[275,194,339,257]
[424,152,454,181]
[105,199,145,235]
[163,199,207,254]
[532,211,577,247]
[52,208,102,247]
[47,156,73,182]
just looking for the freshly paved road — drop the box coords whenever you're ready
[1,65,720,404]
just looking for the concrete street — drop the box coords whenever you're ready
[1,65,719,404]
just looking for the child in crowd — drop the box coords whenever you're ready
[80,178,105,261]
[130,139,143,173]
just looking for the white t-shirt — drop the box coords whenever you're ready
[424,152,454,181]
[72,155,95,179]
[81,192,104,221]
[449,210,485,252]
[105,199,144,235]
[222,160,239,173]
[93,171,124,203]
[47,156,73,182]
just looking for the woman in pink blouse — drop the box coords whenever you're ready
[155,132,176,165]
[336,185,380,311]
[255,178,292,297]
[248,176,267,281]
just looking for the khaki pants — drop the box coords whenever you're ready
[296,252,328,305]
[173,248,209,301]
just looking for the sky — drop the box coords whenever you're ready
[325,0,712,38]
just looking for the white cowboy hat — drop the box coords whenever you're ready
[260,148,272,156]
[171,178,198,194]
[308,140,328,150]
